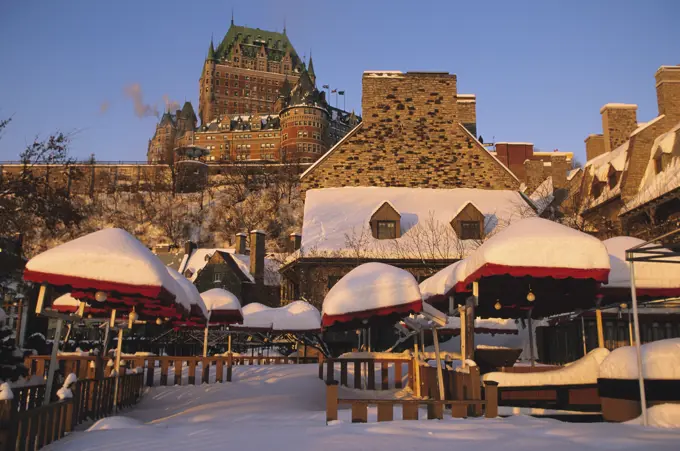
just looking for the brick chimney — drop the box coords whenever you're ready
[249,230,266,282]
[600,104,638,154]
[655,65,680,124]
[584,134,606,161]
[289,232,301,252]
[235,232,247,254]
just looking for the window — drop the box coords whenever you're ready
[655,155,664,174]
[608,170,619,189]
[213,272,225,282]
[328,275,341,290]
[377,221,397,239]
[460,221,481,240]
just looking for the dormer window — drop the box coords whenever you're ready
[451,202,485,241]
[591,180,604,198]
[370,201,401,240]
[608,168,620,189]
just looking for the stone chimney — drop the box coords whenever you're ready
[600,104,638,154]
[457,94,477,137]
[249,230,266,282]
[584,134,606,162]
[655,65,680,124]
[184,240,197,257]
[235,232,247,255]
[289,232,301,252]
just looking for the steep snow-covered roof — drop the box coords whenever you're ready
[182,248,234,281]
[239,301,320,331]
[602,236,680,295]
[300,187,531,259]
[231,254,282,286]
[622,120,680,213]
[582,141,629,210]
[461,217,611,284]
[322,263,422,327]
[182,248,281,287]
[24,228,180,304]
[530,177,554,215]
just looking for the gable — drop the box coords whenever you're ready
[450,202,485,239]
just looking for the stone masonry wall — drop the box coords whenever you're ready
[601,104,637,154]
[621,116,668,201]
[585,134,606,161]
[656,65,680,124]
[300,72,519,192]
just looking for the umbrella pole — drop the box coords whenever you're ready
[459,305,467,368]
[629,261,648,426]
[580,315,587,356]
[628,310,634,346]
[432,327,445,401]
[203,326,209,357]
[596,308,605,348]
[44,318,63,406]
[413,334,421,397]
[527,310,535,367]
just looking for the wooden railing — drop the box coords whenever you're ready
[25,355,322,388]
[319,357,414,390]
[495,383,601,412]
[0,372,144,451]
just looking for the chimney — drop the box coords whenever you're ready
[184,240,197,257]
[289,232,301,252]
[457,94,477,137]
[655,65,680,124]
[600,104,638,154]
[235,232,247,254]
[249,230,266,282]
[584,134,606,161]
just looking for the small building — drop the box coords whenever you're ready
[280,186,536,309]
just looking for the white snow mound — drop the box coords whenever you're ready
[87,416,145,431]
[627,404,680,428]
[242,301,321,331]
[599,338,680,380]
[419,260,467,300]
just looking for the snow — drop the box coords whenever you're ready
[484,348,610,387]
[567,167,581,181]
[300,187,530,258]
[599,338,680,380]
[200,288,242,321]
[240,301,321,331]
[461,217,611,283]
[24,228,182,301]
[627,404,680,429]
[602,236,680,291]
[419,260,467,300]
[46,365,680,451]
[322,263,421,319]
[57,387,73,400]
[600,103,637,112]
[529,177,554,215]
[182,247,234,281]
[64,373,78,386]
[441,316,518,334]
[166,267,208,319]
[0,382,13,400]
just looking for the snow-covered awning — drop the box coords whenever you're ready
[167,267,208,324]
[419,259,469,306]
[232,301,320,332]
[601,236,680,299]
[23,228,185,317]
[322,262,422,328]
[200,288,243,325]
[51,293,108,317]
[462,217,610,285]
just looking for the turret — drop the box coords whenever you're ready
[308,51,316,86]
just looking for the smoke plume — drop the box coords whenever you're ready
[124,83,159,118]
[99,101,110,114]
[163,94,181,113]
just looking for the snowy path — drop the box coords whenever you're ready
[46,364,680,451]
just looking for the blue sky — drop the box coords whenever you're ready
[1,0,678,164]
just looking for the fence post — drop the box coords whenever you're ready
[318,354,324,380]
[469,365,482,417]
[325,382,338,424]
[226,353,233,382]
[484,381,498,418]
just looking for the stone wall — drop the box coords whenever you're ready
[300,71,519,192]
[585,134,606,161]
[620,116,668,201]
[656,65,680,124]
[601,104,637,154]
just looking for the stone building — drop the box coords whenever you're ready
[300,71,521,193]
[147,21,360,165]
[578,65,680,242]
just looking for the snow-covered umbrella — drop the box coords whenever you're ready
[322,262,422,329]
[234,301,320,333]
[198,288,243,357]
[166,267,208,326]
[419,259,469,312]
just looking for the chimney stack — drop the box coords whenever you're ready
[600,104,638,154]
[289,232,301,252]
[655,65,680,124]
[235,232,247,254]
[184,240,197,257]
[249,230,266,282]
[584,134,606,161]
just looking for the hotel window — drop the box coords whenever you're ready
[377,221,397,239]
[460,221,481,240]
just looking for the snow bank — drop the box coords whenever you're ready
[602,236,680,294]
[24,228,180,302]
[442,316,517,334]
[419,260,468,301]
[627,404,680,428]
[338,351,412,360]
[484,348,610,387]
[322,263,422,327]
[0,383,13,400]
[200,288,242,324]
[87,416,145,431]
[241,301,320,331]
[461,217,610,284]
[599,338,680,380]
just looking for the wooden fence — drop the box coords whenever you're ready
[0,372,144,451]
[24,355,320,388]
[319,357,414,390]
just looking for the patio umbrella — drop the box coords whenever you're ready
[419,259,470,313]
[198,288,243,356]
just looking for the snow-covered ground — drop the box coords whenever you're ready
[46,364,680,451]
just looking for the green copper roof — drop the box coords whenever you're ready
[215,24,301,68]
[307,53,315,79]
[207,40,215,60]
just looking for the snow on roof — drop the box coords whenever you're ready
[322,263,422,327]
[182,248,234,281]
[167,267,207,319]
[461,217,611,284]
[200,288,242,323]
[230,254,281,286]
[622,120,680,213]
[484,348,610,387]
[582,141,629,210]
[599,338,680,380]
[300,187,531,259]
[600,103,637,113]
[567,167,582,181]
[495,142,533,145]
[529,177,554,215]
[419,260,468,301]
[24,228,180,302]
[631,114,664,136]
[602,236,680,294]
[241,301,320,331]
